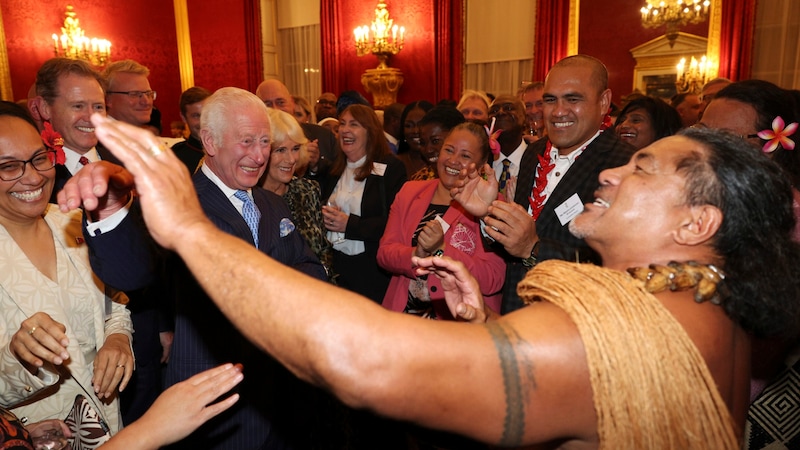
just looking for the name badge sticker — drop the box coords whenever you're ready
[555,193,585,226]
[371,162,387,176]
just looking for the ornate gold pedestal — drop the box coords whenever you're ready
[361,66,404,109]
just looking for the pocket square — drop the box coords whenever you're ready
[279,217,296,237]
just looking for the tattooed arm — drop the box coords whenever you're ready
[88,112,599,447]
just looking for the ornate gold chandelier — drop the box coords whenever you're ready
[51,5,111,67]
[675,55,714,94]
[640,0,710,47]
[353,2,405,70]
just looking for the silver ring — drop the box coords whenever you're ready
[27,326,37,336]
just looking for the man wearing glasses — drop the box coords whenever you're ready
[103,59,157,129]
[314,92,338,121]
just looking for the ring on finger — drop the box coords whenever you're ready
[116,364,125,368]
[148,143,167,157]
[27,326,37,336]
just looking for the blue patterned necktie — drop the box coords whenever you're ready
[234,190,261,248]
[498,158,511,191]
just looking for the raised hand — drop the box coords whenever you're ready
[450,163,498,218]
[57,161,135,220]
[89,114,210,251]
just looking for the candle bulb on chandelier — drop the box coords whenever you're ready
[676,58,686,80]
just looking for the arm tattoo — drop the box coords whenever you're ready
[486,321,535,447]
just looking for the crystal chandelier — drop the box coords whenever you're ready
[353,2,405,69]
[51,5,111,67]
[640,0,710,47]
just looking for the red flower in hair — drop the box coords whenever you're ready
[41,121,66,165]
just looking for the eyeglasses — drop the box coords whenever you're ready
[108,90,157,101]
[691,123,761,141]
[317,99,336,107]
[489,103,518,115]
[0,150,57,181]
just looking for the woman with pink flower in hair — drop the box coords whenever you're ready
[699,80,800,190]
[378,121,505,319]
[698,79,800,450]
[0,100,133,444]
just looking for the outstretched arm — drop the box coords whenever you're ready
[89,113,596,447]
[57,161,158,291]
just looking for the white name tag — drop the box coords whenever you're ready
[435,214,450,234]
[555,193,585,226]
[371,162,387,176]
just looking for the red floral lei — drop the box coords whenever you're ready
[528,141,555,220]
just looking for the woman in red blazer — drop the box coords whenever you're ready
[378,122,505,319]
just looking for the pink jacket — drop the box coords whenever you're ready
[378,180,505,318]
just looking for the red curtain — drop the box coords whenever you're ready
[434,0,463,102]
[717,0,756,81]
[320,0,343,94]
[244,0,264,92]
[533,0,571,81]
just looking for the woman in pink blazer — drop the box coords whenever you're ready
[378,122,505,319]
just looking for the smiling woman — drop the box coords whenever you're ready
[0,101,133,437]
[262,108,335,281]
[379,121,505,321]
[320,104,407,303]
[614,96,682,150]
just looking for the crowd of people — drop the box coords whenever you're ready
[1,52,799,449]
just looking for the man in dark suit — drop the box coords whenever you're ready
[34,58,119,203]
[255,79,338,177]
[464,55,635,314]
[61,87,326,448]
[171,86,211,173]
[487,95,530,189]
[170,87,325,448]
[35,57,167,426]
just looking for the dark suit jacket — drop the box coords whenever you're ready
[320,154,407,302]
[300,122,338,162]
[170,135,204,174]
[50,143,122,203]
[164,171,325,449]
[66,143,166,423]
[501,131,635,313]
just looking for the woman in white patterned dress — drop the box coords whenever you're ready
[0,103,133,435]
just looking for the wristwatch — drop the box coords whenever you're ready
[521,240,541,268]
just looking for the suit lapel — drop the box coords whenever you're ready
[96,142,123,166]
[513,139,546,207]
[536,131,618,227]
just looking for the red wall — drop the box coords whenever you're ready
[1,0,182,134]
[578,1,709,104]
[327,0,439,105]
[188,0,255,94]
